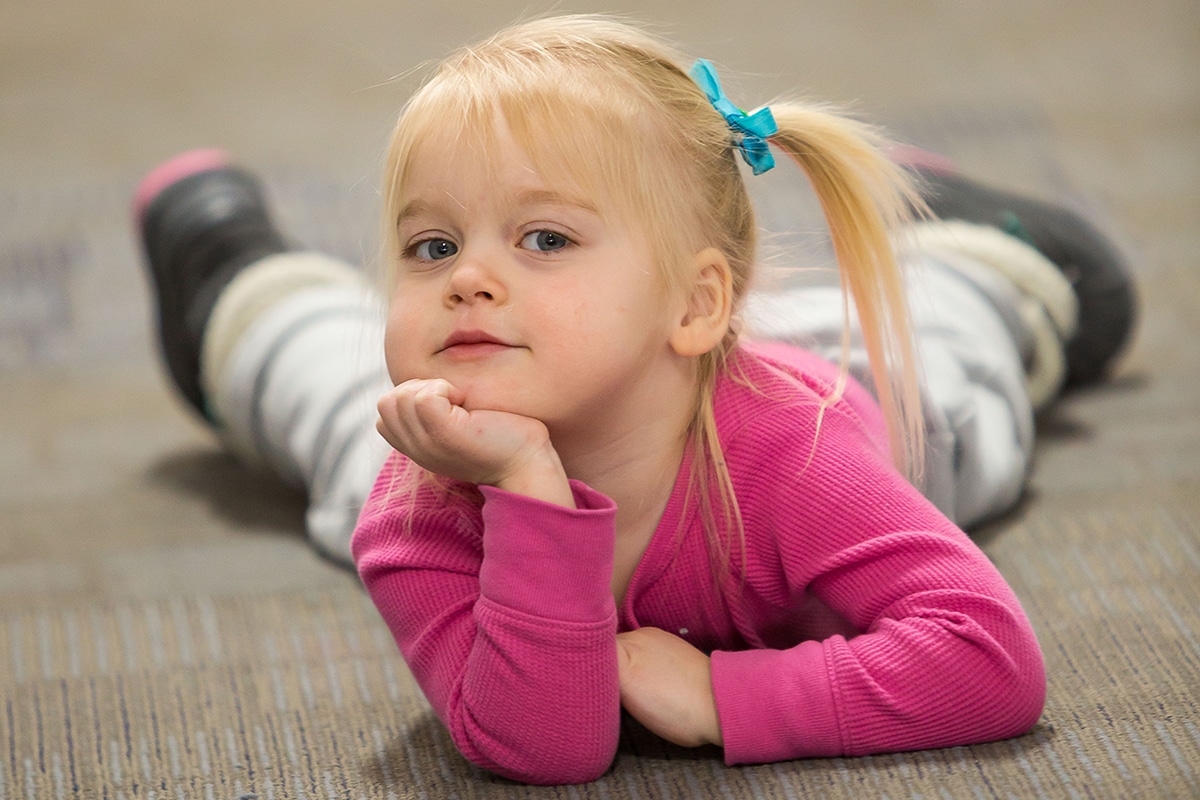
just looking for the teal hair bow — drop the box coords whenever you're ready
[689,59,778,175]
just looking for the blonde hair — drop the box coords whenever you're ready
[380,15,925,567]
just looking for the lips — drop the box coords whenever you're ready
[438,329,518,360]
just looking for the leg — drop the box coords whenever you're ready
[203,257,391,562]
[745,164,1136,528]
[896,147,1138,386]
[137,152,390,563]
[744,241,1042,529]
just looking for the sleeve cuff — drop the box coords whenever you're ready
[711,640,843,764]
[477,481,618,622]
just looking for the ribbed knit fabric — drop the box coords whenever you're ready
[352,343,1046,784]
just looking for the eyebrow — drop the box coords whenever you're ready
[395,198,444,226]
[514,189,599,214]
[395,188,599,226]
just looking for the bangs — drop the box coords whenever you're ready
[383,51,704,286]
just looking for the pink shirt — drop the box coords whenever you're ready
[352,343,1045,785]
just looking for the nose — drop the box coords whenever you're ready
[444,250,508,307]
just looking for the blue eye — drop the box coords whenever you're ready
[413,238,458,260]
[521,230,570,252]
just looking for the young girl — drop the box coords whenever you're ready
[135,15,1135,787]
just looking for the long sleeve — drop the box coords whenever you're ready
[706,351,1045,764]
[352,460,622,784]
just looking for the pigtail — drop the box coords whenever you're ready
[767,105,926,482]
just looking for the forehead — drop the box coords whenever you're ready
[396,115,602,223]
[392,70,653,215]
[399,155,609,237]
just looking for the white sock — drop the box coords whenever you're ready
[201,252,392,563]
[904,220,1078,409]
[202,251,366,404]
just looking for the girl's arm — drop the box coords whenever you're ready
[710,401,1046,765]
[354,466,622,784]
[355,380,622,784]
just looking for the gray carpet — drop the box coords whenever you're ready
[4,490,1199,798]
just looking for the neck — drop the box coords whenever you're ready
[564,422,689,529]
[549,354,701,606]
[552,367,697,539]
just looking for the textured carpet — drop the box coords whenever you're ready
[4,496,1200,798]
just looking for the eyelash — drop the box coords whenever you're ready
[405,237,457,262]
[401,228,575,263]
[519,229,573,253]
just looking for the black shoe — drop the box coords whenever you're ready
[135,150,288,417]
[906,162,1137,386]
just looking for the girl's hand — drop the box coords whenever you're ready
[616,627,723,748]
[376,379,574,507]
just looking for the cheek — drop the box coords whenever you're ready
[382,324,407,386]
[383,296,423,385]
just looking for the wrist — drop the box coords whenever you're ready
[705,658,724,747]
[494,445,575,508]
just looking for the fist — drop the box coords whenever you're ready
[376,379,573,506]
[616,627,723,748]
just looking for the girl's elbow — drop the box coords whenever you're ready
[937,620,1047,745]
[963,603,1048,739]
[446,680,622,784]
[987,643,1047,740]
[487,751,615,786]
[1012,652,1048,734]
[456,721,619,786]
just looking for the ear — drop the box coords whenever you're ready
[670,247,734,357]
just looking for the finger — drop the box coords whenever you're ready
[615,636,634,677]
[377,381,420,425]
[412,386,470,443]
[376,381,435,451]
[375,393,407,451]
[409,378,466,407]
